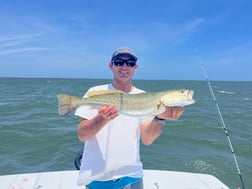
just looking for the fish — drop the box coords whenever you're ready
[57,89,195,117]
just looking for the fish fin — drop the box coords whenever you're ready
[57,94,79,116]
[87,90,124,97]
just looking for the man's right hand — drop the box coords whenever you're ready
[98,105,119,120]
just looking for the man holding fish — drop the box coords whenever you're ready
[72,47,190,189]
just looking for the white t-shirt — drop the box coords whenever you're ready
[75,84,145,185]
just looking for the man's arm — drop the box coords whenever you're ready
[140,106,184,145]
[77,105,119,141]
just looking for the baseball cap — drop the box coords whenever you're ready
[111,47,138,61]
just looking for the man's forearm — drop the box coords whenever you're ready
[77,115,109,142]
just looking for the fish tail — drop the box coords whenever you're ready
[57,94,77,116]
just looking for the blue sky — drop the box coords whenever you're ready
[0,0,251,81]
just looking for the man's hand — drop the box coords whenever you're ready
[157,106,184,120]
[98,105,119,120]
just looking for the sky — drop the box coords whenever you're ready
[0,0,251,81]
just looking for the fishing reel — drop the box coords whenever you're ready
[74,152,83,170]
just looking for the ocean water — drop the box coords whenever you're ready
[0,78,251,189]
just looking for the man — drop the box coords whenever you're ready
[75,47,184,189]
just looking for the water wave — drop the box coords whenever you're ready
[218,90,235,94]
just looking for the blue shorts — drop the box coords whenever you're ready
[86,177,143,189]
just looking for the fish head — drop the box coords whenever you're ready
[160,89,195,107]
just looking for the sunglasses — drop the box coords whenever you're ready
[112,58,137,67]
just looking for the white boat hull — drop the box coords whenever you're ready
[0,169,229,189]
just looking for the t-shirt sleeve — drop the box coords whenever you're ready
[74,105,98,119]
[74,89,98,119]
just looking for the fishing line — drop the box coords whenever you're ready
[192,42,245,189]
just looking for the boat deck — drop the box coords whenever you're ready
[0,169,229,189]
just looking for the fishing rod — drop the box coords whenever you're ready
[192,42,245,189]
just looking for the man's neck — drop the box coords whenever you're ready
[112,80,133,93]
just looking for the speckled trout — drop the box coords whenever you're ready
[57,89,195,116]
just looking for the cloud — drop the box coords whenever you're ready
[213,42,252,66]
[184,18,205,32]
[134,17,206,47]
[0,33,43,49]
[0,31,53,55]
[0,47,53,55]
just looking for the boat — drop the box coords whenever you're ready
[0,169,229,189]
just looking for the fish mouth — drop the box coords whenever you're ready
[187,90,194,99]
